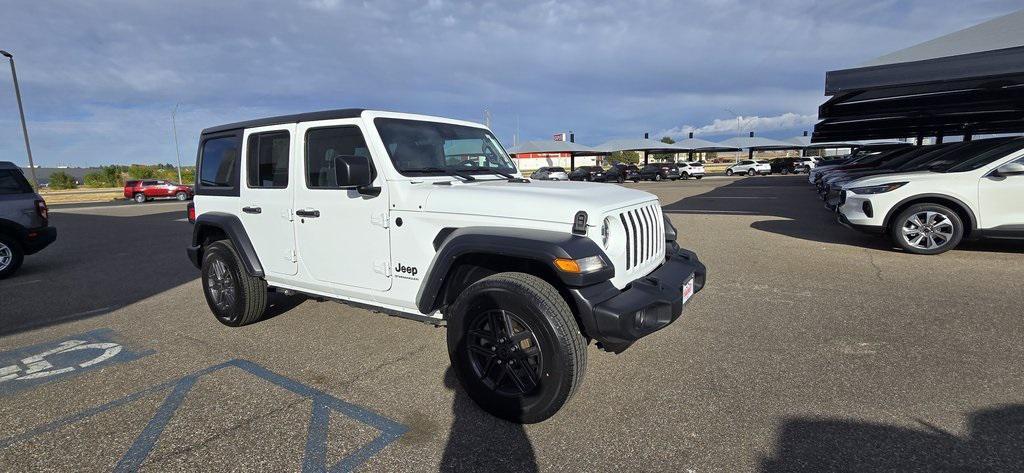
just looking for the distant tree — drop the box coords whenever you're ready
[660,136,675,144]
[127,164,157,179]
[48,171,76,189]
[180,167,195,185]
[606,150,640,165]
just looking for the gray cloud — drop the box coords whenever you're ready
[0,0,1020,166]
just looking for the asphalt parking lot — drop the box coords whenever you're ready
[1,176,1022,472]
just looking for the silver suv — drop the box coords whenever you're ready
[0,162,56,278]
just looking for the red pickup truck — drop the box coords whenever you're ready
[123,180,193,203]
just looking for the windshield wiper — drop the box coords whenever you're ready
[460,167,517,180]
[403,167,475,181]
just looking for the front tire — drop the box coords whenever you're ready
[201,240,268,326]
[617,176,624,184]
[447,272,586,424]
[726,169,734,176]
[176,192,188,201]
[695,175,703,180]
[890,204,964,255]
[0,235,25,280]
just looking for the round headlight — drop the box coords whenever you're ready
[601,217,612,248]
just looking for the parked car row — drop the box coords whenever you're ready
[809,137,1024,254]
[534,162,707,183]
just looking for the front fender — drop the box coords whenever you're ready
[415,227,613,314]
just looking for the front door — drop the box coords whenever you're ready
[293,120,392,291]
[239,124,298,276]
[978,155,1024,231]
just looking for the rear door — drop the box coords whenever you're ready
[978,155,1024,231]
[240,124,298,276]
[293,120,392,291]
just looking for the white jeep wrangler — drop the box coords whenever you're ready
[186,109,706,423]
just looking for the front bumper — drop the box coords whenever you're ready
[22,226,57,255]
[569,245,707,353]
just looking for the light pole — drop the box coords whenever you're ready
[0,50,38,188]
[171,103,183,183]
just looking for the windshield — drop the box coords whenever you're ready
[374,118,517,176]
[940,138,1024,173]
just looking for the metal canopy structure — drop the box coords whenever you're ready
[672,137,740,152]
[719,135,803,160]
[593,138,690,165]
[506,140,598,155]
[507,140,601,171]
[813,9,1024,143]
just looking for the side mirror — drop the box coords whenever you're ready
[994,162,1024,177]
[333,155,380,196]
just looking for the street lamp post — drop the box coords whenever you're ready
[172,103,183,184]
[0,50,39,188]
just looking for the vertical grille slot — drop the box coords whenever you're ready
[620,213,631,270]
[626,211,634,270]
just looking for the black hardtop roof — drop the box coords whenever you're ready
[0,161,17,170]
[202,108,366,135]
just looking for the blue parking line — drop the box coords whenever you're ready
[0,359,408,471]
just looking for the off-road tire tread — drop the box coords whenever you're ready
[204,240,267,325]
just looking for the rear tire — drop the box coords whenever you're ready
[134,193,146,204]
[447,272,586,424]
[696,175,703,180]
[782,168,790,175]
[201,240,267,326]
[655,174,662,181]
[617,176,624,184]
[747,169,756,176]
[890,204,963,255]
[0,234,25,280]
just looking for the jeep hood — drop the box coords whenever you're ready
[421,179,657,224]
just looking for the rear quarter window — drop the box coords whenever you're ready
[197,132,242,196]
[0,169,32,194]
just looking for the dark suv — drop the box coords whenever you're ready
[602,163,641,183]
[640,163,681,181]
[568,165,606,181]
[0,162,56,278]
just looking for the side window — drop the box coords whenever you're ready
[142,180,158,186]
[247,131,290,188]
[305,126,371,188]
[0,169,31,194]
[199,135,241,190]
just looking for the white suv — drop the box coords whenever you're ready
[726,160,771,176]
[678,161,705,179]
[838,137,1024,254]
[185,109,706,423]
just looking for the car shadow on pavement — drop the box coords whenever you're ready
[663,176,1024,254]
[0,209,198,337]
[760,404,1024,472]
[440,366,538,472]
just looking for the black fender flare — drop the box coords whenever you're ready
[0,218,28,241]
[415,227,613,314]
[881,193,978,233]
[189,212,264,277]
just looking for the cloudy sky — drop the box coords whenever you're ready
[0,0,1020,166]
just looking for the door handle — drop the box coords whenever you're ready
[295,209,320,218]
[242,206,262,214]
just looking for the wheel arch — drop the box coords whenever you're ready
[190,212,264,277]
[416,227,614,336]
[882,194,978,238]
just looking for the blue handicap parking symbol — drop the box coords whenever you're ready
[0,359,408,472]
[0,328,152,396]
